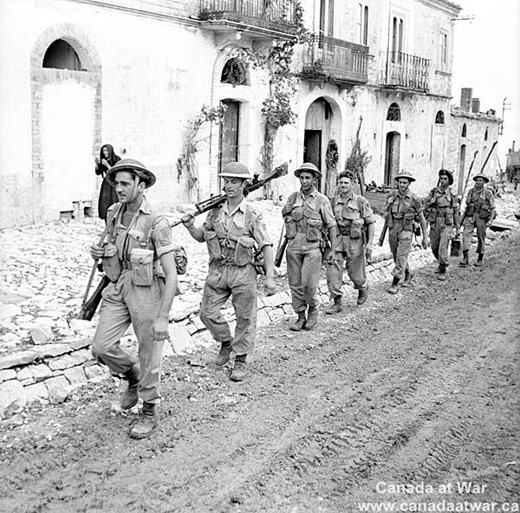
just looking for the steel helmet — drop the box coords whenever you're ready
[218,162,251,179]
[294,162,322,179]
[394,170,416,183]
[106,158,156,188]
[473,173,490,183]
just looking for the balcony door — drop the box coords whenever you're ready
[458,144,466,195]
[384,131,401,185]
[218,99,240,189]
[319,0,334,37]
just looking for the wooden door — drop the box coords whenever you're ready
[219,100,240,189]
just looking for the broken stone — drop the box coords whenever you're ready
[0,380,26,419]
[30,325,55,345]
[168,325,196,355]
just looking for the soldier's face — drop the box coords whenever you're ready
[439,176,450,188]
[299,171,315,192]
[338,177,353,195]
[475,178,485,188]
[397,178,410,193]
[223,177,245,199]
[114,171,144,203]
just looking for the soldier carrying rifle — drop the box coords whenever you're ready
[182,162,276,382]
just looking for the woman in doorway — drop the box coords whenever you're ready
[95,144,121,222]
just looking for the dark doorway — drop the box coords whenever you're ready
[218,100,240,189]
[304,130,322,190]
[384,131,401,184]
[458,144,466,195]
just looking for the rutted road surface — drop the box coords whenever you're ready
[0,231,519,513]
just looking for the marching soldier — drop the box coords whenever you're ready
[384,171,429,294]
[459,173,496,267]
[282,163,336,331]
[325,170,375,313]
[182,162,276,382]
[90,159,178,439]
[424,169,461,281]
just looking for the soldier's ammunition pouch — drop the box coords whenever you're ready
[403,213,415,231]
[204,231,223,262]
[306,216,323,242]
[349,219,363,239]
[478,206,491,219]
[234,236,255,266]
[102,243,122,283]
[130,248,154,286]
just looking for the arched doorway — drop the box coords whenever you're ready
[384,131,401,184]
[303,97,334,191]
[31,26,101,223]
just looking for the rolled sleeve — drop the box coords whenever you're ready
[251,212,272,249]
[360,197,375,224]
[321,198,336,230]
[152,217,175,257]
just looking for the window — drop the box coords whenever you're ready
[387,103,401,121]
[435,111,445,124]
[320,0,334,37]
[391,16,404,62]
[356,4,369,46]
[439,32,448,70]
[221,59,247,86]
[461,124,467,137]
[42,39,82,70]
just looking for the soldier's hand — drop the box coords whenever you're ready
[265,276,276,296]
[365,244,373,264]
[181,213,195,228]
[150,319,169,342]
[90,243,105,260]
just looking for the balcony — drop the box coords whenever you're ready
[380,51,430,92]
[199,0,298,39]
[300,35,369,87]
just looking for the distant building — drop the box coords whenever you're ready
[0,0,502,228]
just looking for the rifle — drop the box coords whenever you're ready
[171,162,289,228]
[274,224,288,268]
[75,224,111,320]
[378,216,389,247]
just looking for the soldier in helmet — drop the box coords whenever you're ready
[90,159,178,439]
[383,171,429,294]
[424,169,461,281]
[459,173,496,267]
[282,163,336,331]
[325,169,375,313]
[183,162,276,382]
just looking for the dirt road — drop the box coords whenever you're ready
[1,231,519,513]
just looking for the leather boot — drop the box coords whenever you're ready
[357,286,369,305]
[387,277,400,295]
[129,402,157,439]
[325,297,342,314]
[304,307,318,330]
[120,363,140,410]
[230,355,247,382]
[215,340,232,367]
[474,253,484,267]
[437,264,447,281]
[289,312,306,331]
[402,270,414,287]
[459,250,469,267]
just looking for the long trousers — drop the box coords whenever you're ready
[92,271,164,404]
[462,216,487,254]
[430,222,452,266]
[388,226,413,280]
[199,263,257,356]
[326,235,366,297]
[286,241,322,313]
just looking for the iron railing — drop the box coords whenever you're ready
[301,35,369,84]
[199,0,297,28]
[380,50,430,91]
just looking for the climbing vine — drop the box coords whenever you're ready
[230,0,309,183]
[344,116,371,195]
[177,103,227,202]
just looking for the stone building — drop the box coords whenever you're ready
[0,0,502,229]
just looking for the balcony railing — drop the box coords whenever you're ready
[380,51,430,91]
[199,0,297,33]
[301,35,369,85]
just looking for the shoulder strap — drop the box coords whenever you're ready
[142,212,166,248]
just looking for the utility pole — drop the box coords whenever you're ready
[501,98,511,135]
